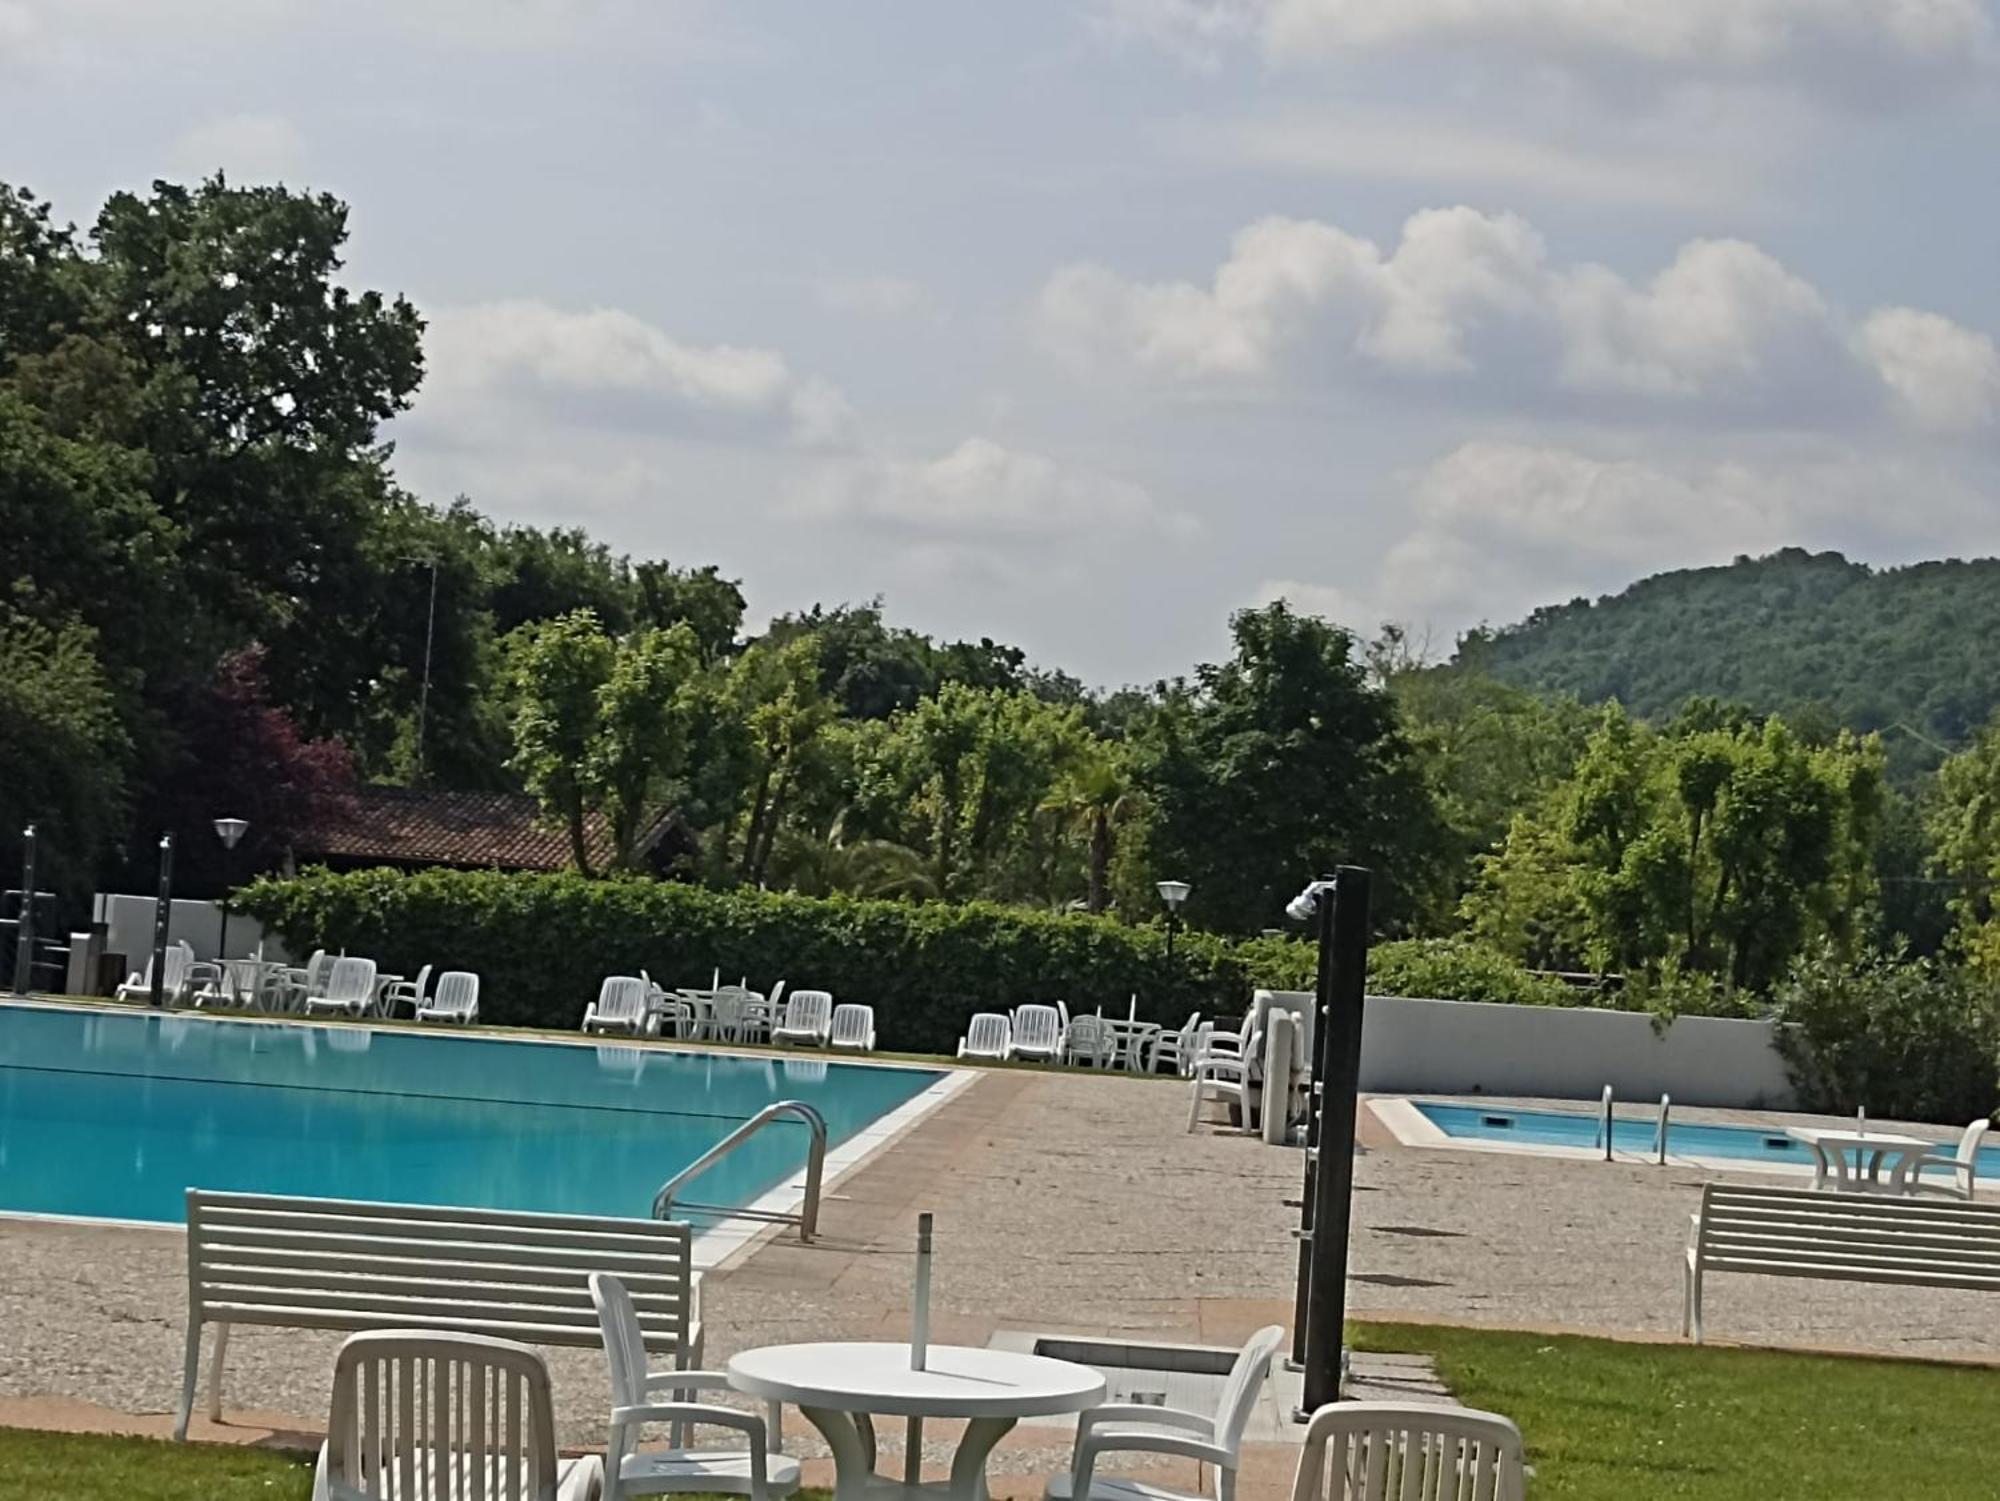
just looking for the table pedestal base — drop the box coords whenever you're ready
[798,1406,1018,1501]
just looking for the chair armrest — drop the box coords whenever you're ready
[1905,1152,1957,1174]
[1077,1430,1233,1469]
[641,1369,731,1394]
[611,1400,769,1444]
[1079,1405,1214,1436]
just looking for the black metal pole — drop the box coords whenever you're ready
[12,824,34,998]
[1300,864,1372,1414]
[149,833,175,1008]
[217,843,233,961]
[1289,874,1339,1370]
[1165,911,1177,967]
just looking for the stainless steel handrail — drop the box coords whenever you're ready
[652,1099,827,1243]
[1594,1084,1614,1161]
[1654,1092,1672,1165]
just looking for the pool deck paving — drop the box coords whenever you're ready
[4,1061,2000,1498]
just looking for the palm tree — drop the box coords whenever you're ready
[766,812,939,901]
[1041,750,1147,915]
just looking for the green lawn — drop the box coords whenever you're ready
[1352,1321,2000,1499]
[7,1326,1999,1499]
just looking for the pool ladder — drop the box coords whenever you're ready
[653,1099,827,1243]
[1592,1086,1673,1165]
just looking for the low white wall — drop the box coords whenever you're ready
[91,893,286,969]
[1358,993,1794,1109]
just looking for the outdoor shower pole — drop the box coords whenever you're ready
[11,824,34,997]
[148,833,175,1008]
[1301,864,1371,1414]
[1289,874,1339,1370]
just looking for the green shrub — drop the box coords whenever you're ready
[1365,939,1577,1007]
[242,867,1279,1054]
[1772,944,2000,1123]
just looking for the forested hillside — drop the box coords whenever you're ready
[1463,549,2000,778]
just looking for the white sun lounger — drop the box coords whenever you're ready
[115,941,198,1005]
[584,976,654,1036]
[828,1003,876,1053]
[303,956,378,1018]
[958,1012,1012,1061]
[772,990,833,1047]
[1008,1004,1064,1063]
[417,970,480,1024]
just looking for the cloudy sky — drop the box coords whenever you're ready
[6,1,1999,686]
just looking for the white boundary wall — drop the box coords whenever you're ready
[1358,993,1794,1109]
[91,894,286,967]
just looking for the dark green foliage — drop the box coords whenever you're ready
[1466,548,2000,781]
[1773,944,2000,1122]
[1366,939,1577,1007]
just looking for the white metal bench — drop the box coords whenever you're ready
[1684,1182,2000,1343]
[178,1189,700,1439]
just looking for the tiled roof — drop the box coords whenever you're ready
[295,786,613,872]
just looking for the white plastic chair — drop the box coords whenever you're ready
[116,942,197,1005]
[192,956,264,1010]
[1908,1118,1991,1200]
[958,1012,1012,1061]
[418,970,480,1024]
[1009,1004,1065,1063]
[1064,1015,1115,1068]
[1289,1402,1526,1501]
[591,1272,798,1501]
[585,976,654,1036]
[829,1003,876,1052]
[1188,1027,1261,1135]
[313,1330,601,1501]
[710,987,749,1044]
[772,989,833,1047]
[277,948,331,1010]
[1148,1012,1202,1076]
[305,957,379,1018]
[1045,1325,1284,1501]
[383,963,434,1016]
[738,981,783,1043]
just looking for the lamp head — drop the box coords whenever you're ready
[1155,879,1192,911]
[213,817,250,850]
[1285,878,1339,923]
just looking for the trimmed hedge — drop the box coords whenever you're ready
[240,867,1315,1054]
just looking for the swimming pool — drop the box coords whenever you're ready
[1412,1100,1993,1177]
[0,1003,945,1224]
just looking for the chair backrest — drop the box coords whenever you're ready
[1213,1324,1286,1455]
[223,958,262,1000]
[1958,1118,1992,1165]
[305,949,331,990]
[1291,1402,1525,1501]
[1015,1004,1061,1048]
[787,989,833,1033]
[1068,1014,1111,1053]
[713,988,747,1030]
[407,963,433,998]
[325,956,377,1002]
[321,1330,562,1501]
[589,1271,649,1413]
[967,1012,1011,1053]
[433,971,479,1016]
[597,975,649,1022]
[831,1003,873,1045]
[158,943,192,989]
[767,980,787,1009]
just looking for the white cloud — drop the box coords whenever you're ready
[170,113,306,181]
[1036,207,1996,432]
[1272,438,1995,634]
[421,299,851,445]
[813,275,937,319]
[1099,0,1995,100]
[1193,111,1756,211]
[790,437,1195,543]
[1859,307,2000,433]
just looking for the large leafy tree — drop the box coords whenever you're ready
[1928,711,2000,976]
[1140,602,1449,934]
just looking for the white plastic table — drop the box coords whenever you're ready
[1098,1018,1162,1072]
[727,1341,1104,1501]
[1786,1127,1936,1193]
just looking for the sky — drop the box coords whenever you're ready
[5,0,2000,688]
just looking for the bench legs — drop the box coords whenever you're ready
[174,1318,202,1440]
[209,1321,231,1422]
[1684,1263,1704,1344]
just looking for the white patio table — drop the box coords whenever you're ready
[1785,1126,1937,1193]
[1098,1017,1161,1072]
[727,1341,1103,1501]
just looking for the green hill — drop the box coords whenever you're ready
[1461,548,2000,779]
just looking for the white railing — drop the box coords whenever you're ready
[653,1100,827,1243]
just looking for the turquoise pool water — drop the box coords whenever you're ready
[0,1004,941,1224]
[1415,1101,1995,1178]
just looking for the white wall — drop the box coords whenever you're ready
[91,894,287,970]
[1356,993,1794,1110]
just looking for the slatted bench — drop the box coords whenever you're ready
[178,1189,700,1439]
[1684,1182,2000,1343]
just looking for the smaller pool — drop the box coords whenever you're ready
[1413,1101,1997,1178]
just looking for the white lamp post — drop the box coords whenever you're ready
[213,817,249,960]
[1156,880,1191,965]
